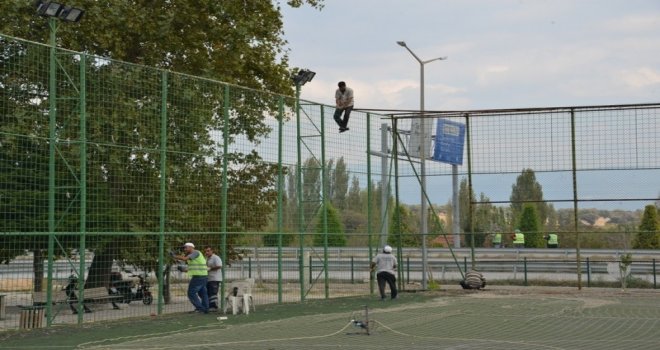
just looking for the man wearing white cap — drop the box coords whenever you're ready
[173,242,209,313]
[370,245,398,300]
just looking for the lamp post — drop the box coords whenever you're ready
[397,41,446,290]
[35,0,85,326]
[292,69,315,302]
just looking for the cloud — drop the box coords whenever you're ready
[618,67,660,88]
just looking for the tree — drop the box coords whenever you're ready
[510,169,548,227]
[633,205,660,249]
[518,204,543,248]
[459,179,501,247]
[0,0,324,291]
[313,203,346,247]
[347,175,362,211]
[331,157,349,210]
[388,204,419,247]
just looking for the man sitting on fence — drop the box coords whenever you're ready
[460,269,486,290]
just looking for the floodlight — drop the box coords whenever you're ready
[292,69,316,86]
[301,70,316,84]
[58,6,84,22]
[36,1,64,17]
[396,41,406,47]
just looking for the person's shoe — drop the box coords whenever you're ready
[339,127,349,133]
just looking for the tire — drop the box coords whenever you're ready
[143,294,153,305]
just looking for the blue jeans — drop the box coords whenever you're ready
[333,106,353,129]
[188,276,209,312]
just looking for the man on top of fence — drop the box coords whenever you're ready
[333,81,354,133]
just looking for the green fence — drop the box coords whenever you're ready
[1,33,660,330]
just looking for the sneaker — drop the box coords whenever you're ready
[339,127,349,133]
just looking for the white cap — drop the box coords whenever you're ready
[383,245,392,253]
[183,242,195,248]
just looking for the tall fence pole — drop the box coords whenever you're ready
[277,96,284,303]
[220,85,230,307]
[295,83,305,302]
[321,106,329,299]
[570,108,582,290]
[77,53,88,324]
[466,113,476,269]
[366,114,374,294]
[46,17,59,327]
[392,118,404,291]
[157,71,168,315]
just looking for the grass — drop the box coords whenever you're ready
[0,292,434,349]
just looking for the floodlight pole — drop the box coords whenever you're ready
[46,16,58,327]
[398,42,446,290]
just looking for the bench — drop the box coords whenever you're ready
[78,287,122,310]
[34,287,121,314]
[224,279,255,315]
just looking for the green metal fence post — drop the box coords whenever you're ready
[309,254,312,283]
[366,113,374,294]
[157,71,168,315]
[277,96,284,303]
[392,118,403,291]
[295,83,305,302]
[77,53,87,324]
[220,84,230,309]
[406,256,410,285]
[46,17,59,327]
[320,106,329,299]
[350,256,354,284]
[248,257,252,279]
[586,257,591,287]
[524,257,528,286]
[570,108,582,290]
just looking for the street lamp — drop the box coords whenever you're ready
[35,0,85,326]
[36,1,85,22]
[292,69,316,86]
[397,41,447,290]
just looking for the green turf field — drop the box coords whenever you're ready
[2,287,660,350]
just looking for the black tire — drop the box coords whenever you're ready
[143,294,153,305]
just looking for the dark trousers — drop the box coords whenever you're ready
[376,272,397,299]
[333,106,353,128]
[207,281,220,309]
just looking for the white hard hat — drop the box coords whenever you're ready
[383,245,392,253]
[183,242,195,248]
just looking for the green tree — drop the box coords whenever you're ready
[633,205,660,249]
[0,0,324,290]
[347,176,362,211]
[518,204,543,248]
[510,169,548,227]
[331,157,349,210]
[313,204,346,247]
[388,204,419,247]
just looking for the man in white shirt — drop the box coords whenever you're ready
[204,246,223,311]
[333,81,354,133]
[370,245,398,300]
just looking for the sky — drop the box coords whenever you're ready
[279,0,660,211]
[281,0,660,111]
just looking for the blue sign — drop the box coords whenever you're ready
[433,119,466,165]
